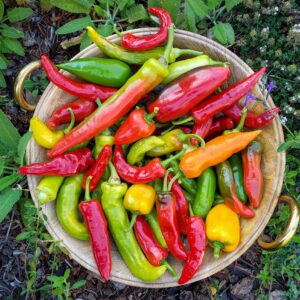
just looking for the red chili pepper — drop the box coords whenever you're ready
[113,145,166,184]
[147,66,230,123]
[47,98,97,129]
[79,176,111,281]
[18,148,94,176]
[178,216,206,285]
[121,8,172,51]
[114,108,158,145]
[205,117,234,140]
[191,118,212,145]
[41,55,117,101]
[192,68,266,124]
[223,103,280,128]
[82,145,112,191]
[242,140,263,208]
[167,173,189,235]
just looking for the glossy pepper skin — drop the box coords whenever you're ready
[58,57,132,88]
[193,167,217,218]
[41,55,117,101]
[18,148,95,176]
[192,68,266,124]
[206,204,240,258]
[35,176,64,204]
[114,108,158,145]
[48,58,168,158]
[47,98,97,129]
[205,117,234,141]
[82,145,112,191]
[178,216,206,285]
[56,174,89,240]
[101,163,166,281]
[147,66,230,123]
[30,116,64,149]
[223,103,280,128]
[121,8,172,51]
[94,129,114,159]
[191,118,212,145]
[180,130,262,178]
[216,161,255,218]
[242,140,263,208]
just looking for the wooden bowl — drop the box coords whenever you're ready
[26,28,285,287]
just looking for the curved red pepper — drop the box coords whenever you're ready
[192,67,266,124]
[18,148,94,176]
[113,145,165,184]
[121,8,172,51]
[223,103,280,128]
[167,173,189,235]
[178,216,206,285]
[41,55,117,101]
[47,98,97,129]
[191,118,212,145]
[148,66,230,123]
[205,117,234,140]
[82,145,112,191]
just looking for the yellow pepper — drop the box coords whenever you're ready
[205,204,240,258]
[124,183,156,230]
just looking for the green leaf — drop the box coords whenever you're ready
[0,54,8,70]
[94,5,107,18]
[40,0,54,12]
[97,24,113,37]
[1,26,24,39]
[16,231,31,240]
[63,268,71,279]
[187,0,209,19]
[225,0,243,11]
[16,131,32,166]
[184,1,197,32]
[212,22,235,45]
[148,0,181,21]
[55,16,92,35]
[0,157,5,176]
[71,280,86,290]
[0,70,6,88]
[7,7,33,23]
[208,0,221,9]
[125,4,148,23]
[277,141,294,152]
[117,0,131,12]
[2,38,24,56]
[47,275,61,282]
[0,173,20,192]
[80,31,92,51]
[50,0,94,14]
[0,0,4,21]
[0,188,22,222]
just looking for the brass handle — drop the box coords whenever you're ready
[14,60,42,111]
[257,195,299,250]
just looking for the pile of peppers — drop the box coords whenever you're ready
[19,8,280,285]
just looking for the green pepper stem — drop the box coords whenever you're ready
[189,204,194,216]
[224,107,247,135]
[172,116,194,125]
[144,107,159,124]
[212,241,225,259]
[84,176,93,202]
[162,168,173,192]
[108,161,121,185]
[161,125,175,135]
[126,212,139,232]
[95,98,102,107]
[161,146,188,167]
[162,24,174,65]
[167,172,181,192]
[161,260,177,278]
[63,108,75,134]
[113,24,123,37]
[177,133,205,148]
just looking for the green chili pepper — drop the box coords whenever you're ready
[101,162,166,281]
[35,176,64,204]
[58,58,133,88]
[229,154,248,203]
[93,129,114,159]
[213,194,224,206]
[127,136,165,165]
[192,167,216,218]
[56,174,89,240]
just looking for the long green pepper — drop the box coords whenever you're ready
[35,176,64,204]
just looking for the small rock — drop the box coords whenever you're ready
[113,282,126,291]
[231,277,255,299]
[269,290,285,300]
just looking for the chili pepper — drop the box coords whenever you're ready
[56,173,89,240]
[41,55,117,101]
[124,183,156,230]
[191,118,212,145]
[87,26,202,65]
[35,176,64,204]
[30,116,64,149]
[101,162,167,281]
[47,98,97,130]
[114,108,159,145]
[79,176,111,281]
[192,167,216,218]
[179,130,262,178]
[223,103,280,128]
[216,161,255,218]
[93,129,114,159]
[178,209,206,285]
[205,117,234,140]
[18,148,94,176]
[127,136,165,165]
[205,204,240,258]
[242,140,263,208]
[82,145,112,191]
[145,209,167,249]
[156,170,188,260]
[167,173,189,235]
[58,57,132,88]
[229,154,247,204]
[147,66,230,123]
[192,68,266,124]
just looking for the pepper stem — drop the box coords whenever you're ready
[84,176,93,202]
[161,260,177,278]
[113,24,123,37]
[224,107,247,135]
[167,172,181,192]
[161,145,188,167]
[162,168,173,192]
[212,241,225,259]
[144,107,159,124]
[174,48,203,57]
[161,125,175,135]
[108,161,121,185]
[162,24,174,65]
[172,116,194,125]
[178,133,205,148]
[63,108,75,134]
[95,98,102,107]
[189,204,194,216]
[126,212,139,232]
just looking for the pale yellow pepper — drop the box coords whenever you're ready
[205,204,240,258]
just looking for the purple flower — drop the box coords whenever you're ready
[244,92,257,106]
[267,81,277,93]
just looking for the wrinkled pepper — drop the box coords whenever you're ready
[205,117,234,141]
[191,118,213,145]
[35,176,64,204]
